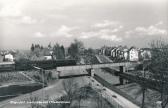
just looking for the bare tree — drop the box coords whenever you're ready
[62,78,78,102]
[29,95,42,108]
[149,40,168,108]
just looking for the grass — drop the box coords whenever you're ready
[45,85,115,108]
[94,69,120,85]
[0,71,31,86]
[117,83,161,108]
[21,77,115,108]
[82,55,99,64]
[23,70,54,84]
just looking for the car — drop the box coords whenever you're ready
[112,95,117,98]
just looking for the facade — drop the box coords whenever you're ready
[99,46,149,62]
[123,49,129,60]
[116,47,125,59]
[44,56,52,60]
[4,53,14,62]
[128,47,139,61]
[110,47,117,58]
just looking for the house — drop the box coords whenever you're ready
[110,47,117,58]
[44,56,52,60]
[116,46,125,59]
[128,47,139,61]
[42,49,55,60]
[100,46,107,55]
[123,48,129,60]
[105,47,112,56]
[4,53,14,62]
[110,46,126,60]
[100,46,112,56]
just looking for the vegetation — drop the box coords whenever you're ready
[68,39,84,61]
[148,40,168,108]
[149,40,168,80]
[53,44,65,59]
[0,72,30,85]
[29,78,114,108]
[23,70,52,85]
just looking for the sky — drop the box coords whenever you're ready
[0,0,168,50]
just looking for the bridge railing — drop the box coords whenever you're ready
[57,62,132,71]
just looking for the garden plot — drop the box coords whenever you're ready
[0,72,31,86]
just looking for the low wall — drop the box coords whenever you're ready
[94,74,141,107]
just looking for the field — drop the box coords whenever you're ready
[1,76,114,108]
[0,71,31,86]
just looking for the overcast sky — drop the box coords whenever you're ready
[0,0,168,49]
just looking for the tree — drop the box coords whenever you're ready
[149,40,168,80]
[31,44,34,51]
[87,48,95,55]
[48,42,52,49]
[60,45,65,58]
[149,40,168,108]
[53,43,65,59]
[62,78,78,103]
[68,39,84,61]
[40,45,44,50]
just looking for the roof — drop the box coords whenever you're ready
[128,46,137,51]
[141,48,152,51]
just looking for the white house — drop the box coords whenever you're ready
[123,49,129,60]
[44,56,52,60]
[110,47,117,57]
[4,53,14,62]
[128,47,139,61]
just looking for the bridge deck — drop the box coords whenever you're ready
[57,62,131,71]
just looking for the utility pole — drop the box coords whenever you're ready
[141,64,146,108]
[41,69,45,101]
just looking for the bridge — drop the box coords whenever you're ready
[56,62,132,71]
[56,61,168,94]
[56,62,137,85]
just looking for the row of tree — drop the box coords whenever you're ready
[31,44,44,51]
[30,39,86,61]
